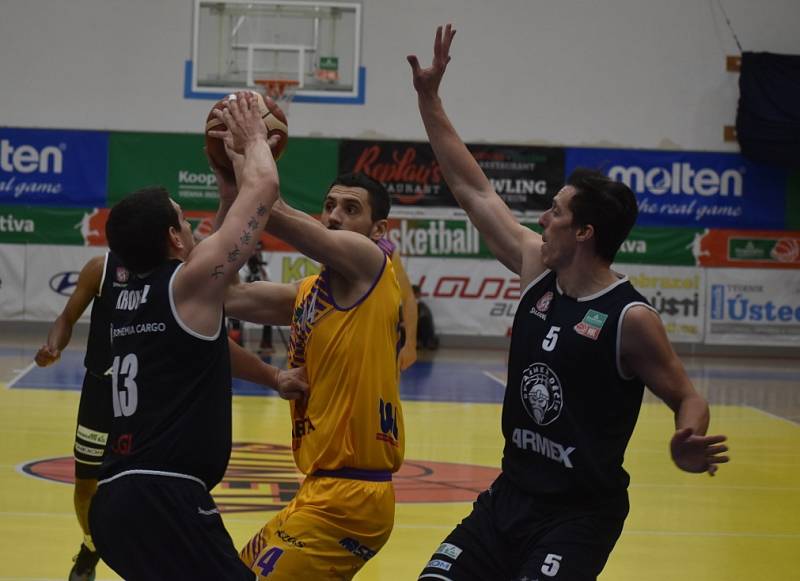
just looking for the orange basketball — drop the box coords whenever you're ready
[204,91,288,171]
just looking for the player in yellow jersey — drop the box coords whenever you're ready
[221,172,404,579]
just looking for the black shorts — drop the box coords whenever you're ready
[74,371,112,479]
[89,474,255,581]
[418,472,628,581]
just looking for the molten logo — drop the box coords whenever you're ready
[0,140,63,174]
[608,162,743,197]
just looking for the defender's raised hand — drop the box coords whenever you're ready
[407,23,456,97]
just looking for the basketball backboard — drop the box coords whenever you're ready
[189,0,363,104]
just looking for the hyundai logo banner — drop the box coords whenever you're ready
[49,271,81,297]
[565,148,788,229]
[0,127,108,207]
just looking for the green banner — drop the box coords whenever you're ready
[728,238,777,261]
[107,132,339,214]
[387,219,699,265]
[0,205,93,244]
[278,137,340,214]
[525,223,699,266]
[613,226,701,265]
[108,132,216,210]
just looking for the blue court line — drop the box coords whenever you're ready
[7,349,507,403]
[6,347,800,404]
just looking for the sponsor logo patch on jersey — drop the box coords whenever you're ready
[520,362,563,425]
[339,537,376,562]
[573,309,608,340]
[427,559,452,571]
[376,398,400,447]
[435,543,463,560]
[530,291,554,320]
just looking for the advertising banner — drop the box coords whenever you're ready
[614,264,705,343]
[614,227,700,266]
[696,229,800,269]
[0,205,104,245]
[23,245,107,321]
[108,133,338,214]
[706,268,800,345]
[277,137,340,215]
[266,252,517,336]
[385,219,699,265]
[0,127,108,207]
[565,148,788,229]
[340,140,564,213]
[0,244,25,319]
[107,132,216,211]
[407,257,520,336]
[268,251,322,284]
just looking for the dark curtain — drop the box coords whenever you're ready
[736,51,800,170]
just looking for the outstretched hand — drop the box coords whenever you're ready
[275,366,309,404]
[407,23,456,98]
[670,427,729,476]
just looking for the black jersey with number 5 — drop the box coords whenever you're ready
[100,259,232,489]
[502,270,654,498]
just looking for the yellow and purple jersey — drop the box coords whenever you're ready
[287,256,404,475]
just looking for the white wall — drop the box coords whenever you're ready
[1,0,799,150]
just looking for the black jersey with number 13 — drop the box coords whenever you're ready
[100,259,232,489]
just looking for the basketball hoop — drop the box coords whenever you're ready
[254,79,299,115]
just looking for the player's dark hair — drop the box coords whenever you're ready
[330,172,391,221]
[106,187,181,274]
[566,168,638,263]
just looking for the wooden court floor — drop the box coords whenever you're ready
[0,330,798,580]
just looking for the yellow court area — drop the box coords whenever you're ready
[1,349,799,580]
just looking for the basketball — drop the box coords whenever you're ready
[204,91,289,170]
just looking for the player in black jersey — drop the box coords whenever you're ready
[35,252,300,581]
[409,25,730,581]
[35,252,128,581]
[88,92,299,580]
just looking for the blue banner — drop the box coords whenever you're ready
[565,148,788,229]
[0,128,108,207]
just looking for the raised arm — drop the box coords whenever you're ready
[620,306,729,475]
[35,255,105,367]
[408,24,543,279]
[173,92,280,335]
[265,199,385,288]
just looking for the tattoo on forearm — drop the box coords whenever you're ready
[256,203,267,217]
[227,244,241,263]
[211,264,224,279]
[240,230,252,245]
[247,217,259,231]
